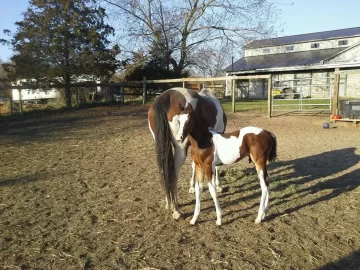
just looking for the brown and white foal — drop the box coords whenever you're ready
[177,105,277,225]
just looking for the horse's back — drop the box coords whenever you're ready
[198,89,226,133]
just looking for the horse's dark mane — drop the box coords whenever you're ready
[153,95,177,204]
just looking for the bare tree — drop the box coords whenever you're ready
[103,0,279,75]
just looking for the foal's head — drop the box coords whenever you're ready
[175,103,195,143]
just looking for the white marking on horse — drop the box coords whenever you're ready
[211,132,240,165]
[255,169,268,224]
[174,113,189,141]
[169,114,180,134]
[199,90,225,132]
[210,126,264,179]
[168,87,198,110]
[148,121,155,139]
[238,127,263,144]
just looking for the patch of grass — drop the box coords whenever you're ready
[220,167,258,193]
[220,98,267,113]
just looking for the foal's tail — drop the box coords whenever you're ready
[268,132,277,162]
[153,95,177,205]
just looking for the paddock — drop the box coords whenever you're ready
[0,105,359,269]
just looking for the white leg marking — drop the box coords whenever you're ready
[208,181,222,226]
[148,121,155,139]
[165,197,169,210]
[189,161,195,194]
[264,172,271,213]
[255,169,268,224]
[171,144,187,219]
[190,182,202,225]
[215,166,223,192]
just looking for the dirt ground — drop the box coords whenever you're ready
[0,105,359,270]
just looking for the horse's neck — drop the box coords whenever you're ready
[190,114,213,149]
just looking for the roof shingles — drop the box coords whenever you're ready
[226,48,346,72]
[246,27,360,48]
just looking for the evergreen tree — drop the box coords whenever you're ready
[5,0,120,108]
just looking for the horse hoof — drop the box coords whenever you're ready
[254,218,262,224]
[216,220,222,226]
[190,219,196,225]
[216,186,223,193]
[189,187,195,194]
[172,211,182,220]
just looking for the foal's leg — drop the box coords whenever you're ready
[189,161,196,194]
[264,171,271,213]
[254,162,269,224]
[190,181,203,225]
[215,166,223,193]
[209,172,222,226]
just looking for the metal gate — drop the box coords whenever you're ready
[271,77,333,113]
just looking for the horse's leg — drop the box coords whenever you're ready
[264,171,271,213]
[189,161,195,194]
[215,166,223,193]
[209,172,222,226]
[190,181,202,225]
[171,144,187,219]
[254,162,269,224]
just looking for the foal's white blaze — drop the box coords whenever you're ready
[175,113,189,141]
[169,114,180,134]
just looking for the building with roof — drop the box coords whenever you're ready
[225,27,360,101]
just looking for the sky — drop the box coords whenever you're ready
[1,0,360,61]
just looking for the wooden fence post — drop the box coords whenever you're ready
[142,76,147,105]
[19,89,23,116]
[267,76,272,118]
[332,74,340,116]
[9,96,13,115]
[121,87,124,103]
[232,78,235,113]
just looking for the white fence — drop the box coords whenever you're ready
[271,77,333,113]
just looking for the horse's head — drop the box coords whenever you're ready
[175,103,195,143]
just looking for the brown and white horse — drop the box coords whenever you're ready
[148,88,226,219]
[177,104,277,225]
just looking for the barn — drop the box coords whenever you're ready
[225,27,360,116]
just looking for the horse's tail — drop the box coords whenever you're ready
[153,95,177,205]
[268,132,277,162]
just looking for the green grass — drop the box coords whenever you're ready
[220,98,267,113]
[272,98,330,111]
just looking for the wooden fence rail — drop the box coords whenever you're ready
[0,74,271,116]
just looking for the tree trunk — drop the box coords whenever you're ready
[64,73,72,108]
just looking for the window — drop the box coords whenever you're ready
[286,45,294,51]
[311,43,320,48]
[338,40,348,46]
[263,48,270,53]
